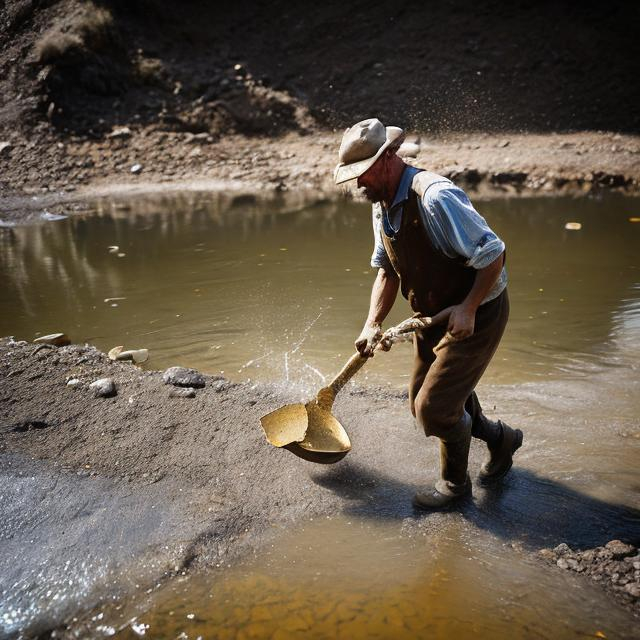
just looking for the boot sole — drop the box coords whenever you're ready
[477,428,523,485]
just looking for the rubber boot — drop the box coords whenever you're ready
[413,412,472,510]
[477,420,523,484]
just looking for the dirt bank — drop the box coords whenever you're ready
[1,337,638,636]
[2,0,640,216]
[1,129,639,226]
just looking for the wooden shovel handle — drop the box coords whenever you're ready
[314,307,453,411]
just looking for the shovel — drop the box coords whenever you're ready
[260,307,452,464]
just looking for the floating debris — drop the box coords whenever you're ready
[108,246,119,253]
[40,211,67,221]
[104,297,126,303]
[629,217,640,223]
[564,222,582,230]
[33,333,70,346]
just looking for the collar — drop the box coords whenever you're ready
[390,165,422,209]
[381,165,422,237]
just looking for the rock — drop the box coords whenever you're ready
[553,543,572,556]
[397,141,420,158]
[0,141,12,157]
[89,378,116,398]
[624,582,640,598]
[66,378,81,388]
[538,549,556,561]
[108,346,149,363]
[169,387,196,399]
[162,366,206,388]
[108,126,132,139]
[33,333,71,347]
[130,163,143,174]
[605,540,636,559]
[556,558,569,570]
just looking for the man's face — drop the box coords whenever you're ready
[356,156,386,203]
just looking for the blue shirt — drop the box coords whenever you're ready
[371,166,507,304]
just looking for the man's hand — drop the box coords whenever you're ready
[447,304,476,340]
[355,322,382,357]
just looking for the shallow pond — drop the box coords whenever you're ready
[1,192,639,392]
[1,192,639,639]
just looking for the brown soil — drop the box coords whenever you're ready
[1,1,640,210]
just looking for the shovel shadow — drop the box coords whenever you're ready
[310,461,640,550]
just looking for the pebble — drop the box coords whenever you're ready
[89,378,117,398]
[605,540,636,559]
[66,378,81,388]
[162,366,206,388]
[553,543,572,556]
[108,126,132,139]
[624,583,640,597]
[169,387,196,399]
[34,333,71,346]
[130,163,143,174]
[0,141,12,157]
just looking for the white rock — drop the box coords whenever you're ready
[130,163,143,174]
[34,333,70,346]
[108,126,132,139]
[397,141,420,158]
[89,378,116,398]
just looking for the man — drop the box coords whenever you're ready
[334,118,523,510]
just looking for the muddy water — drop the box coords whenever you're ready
[77,517,636,640]
[1,192,639,639]
[1,193,639,393]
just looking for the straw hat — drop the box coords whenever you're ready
[333,118,405,184]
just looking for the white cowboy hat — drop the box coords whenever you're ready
[334,118,405,185]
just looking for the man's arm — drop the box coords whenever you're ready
[355,268,400,356]
[448,251,504,339]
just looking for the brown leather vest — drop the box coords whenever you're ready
[381,181,477,316]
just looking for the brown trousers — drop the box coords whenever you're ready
[409,290,509,446]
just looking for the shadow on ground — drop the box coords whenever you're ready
[312,462,640,550]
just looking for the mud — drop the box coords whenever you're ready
[1,337,638,637]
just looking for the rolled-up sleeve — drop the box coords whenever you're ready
[370,204,393,272]
[426,187,505,269]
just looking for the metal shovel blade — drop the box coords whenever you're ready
[260,403,308,448]
[260,401,351,464]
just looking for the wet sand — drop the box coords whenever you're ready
[1,336,638,636]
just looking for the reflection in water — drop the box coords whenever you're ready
[1,192,639,393]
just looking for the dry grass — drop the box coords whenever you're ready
[34,3,113,64]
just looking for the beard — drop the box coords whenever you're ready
[359,186,383,203]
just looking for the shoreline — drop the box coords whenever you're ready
[2,129,640,225]
[0,338,638,636]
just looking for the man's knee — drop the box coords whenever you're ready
[414,392,460,438]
